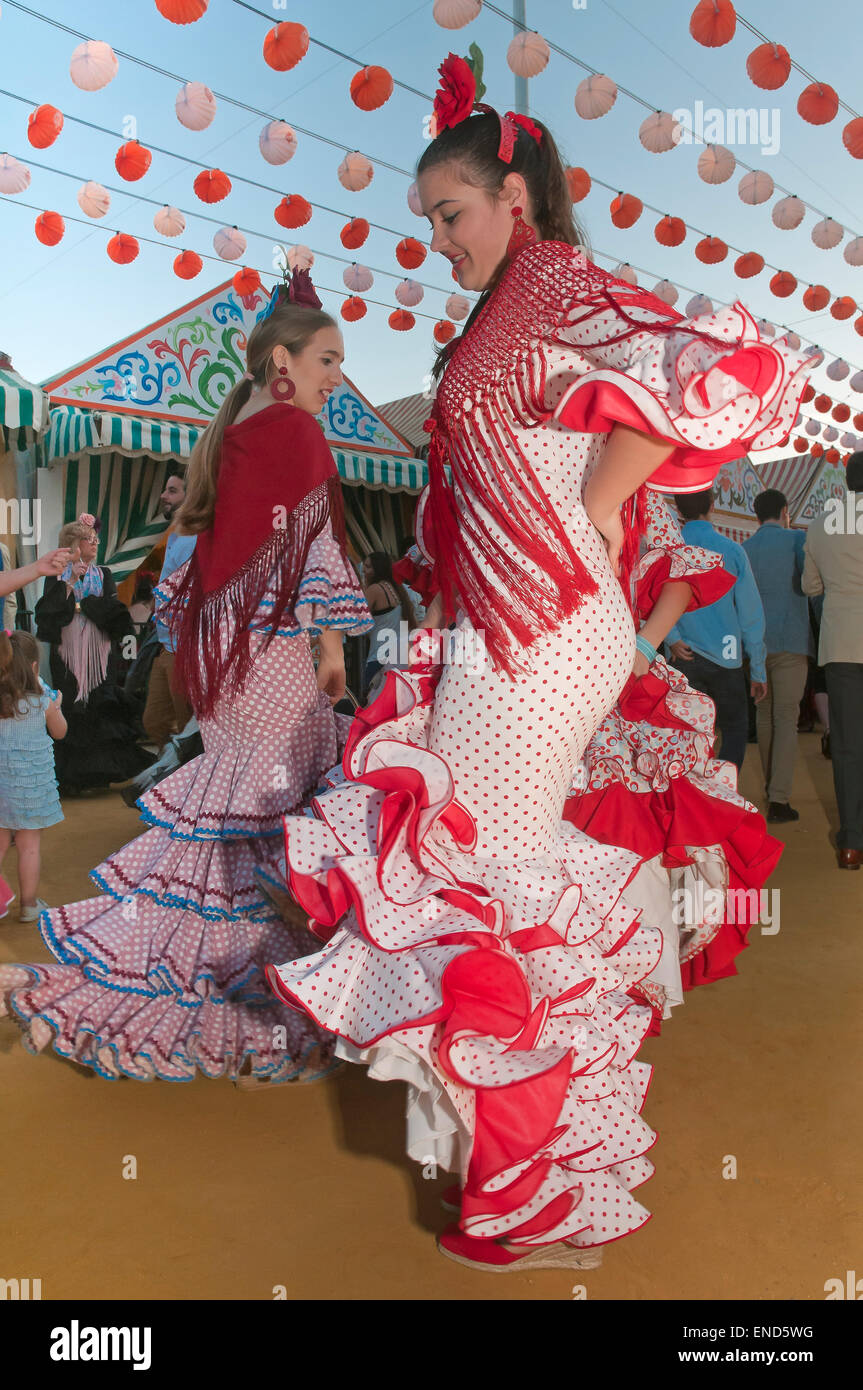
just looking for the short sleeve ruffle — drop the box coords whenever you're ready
[632,491,733,621]
[278,524,371,637]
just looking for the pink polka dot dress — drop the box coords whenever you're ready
[265,243,815,1250]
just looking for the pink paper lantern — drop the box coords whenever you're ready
[259,120,297,165]
[613,263,638,285]
[407,181,424,217]
[343,263,373,292]
[844,236,863,266]
[574,75,617,120]
[687,294,714,317]
[286,245,314,271]
[214,226,246,260]
[697,144,735,183]
[432,0,482,27]
[338,153,374,191]
[651,279,679,306]
[446,293,471,320]
[395,278,424,307]
[176,81,217,131]
[639,111,681,153]
[772,195,805,230]
[0,154,31,195]
[811,217,843,249]
[738,170,774,204]
[77,180,110,218]
[70,40,118,91]
[153,205,185,237]
[826,358,850,381]
[507,32,550,78]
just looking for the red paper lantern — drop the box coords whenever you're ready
[831,296,857,320]
[855,315,863,337]
[115,140,152,181]
[274,195,312,228]
[803,284,830,311]
[843,117,863,159]
[810,442,824,457]
[769,270,797,298]
[853,413,863,430]
[689,0,736,47]
[565,166,591,202]
[174,249,203,278]
[655,215,686,247]
[349,65,394,111]
[340,296,367,322]
[801,384,816,404]
[340,218,370,250]
[814,394,832,413]
[194,169,231,203]
[156,0,209,21]
[107,232,139,264]
[35,210,64,245]
[695,236,728,264]
[610,193,643,228]
[388,309,415,331]
[797,82,839,125]
[734,251,764,278]
[832,403,851,422]
[793,438,808,452]
[27,104,63,149]
[232,267,261,297]
[746,42,791,90]
[434,319,456,344]
[824,448,840,463]
[395,236,426,269]
[263,21,309,71]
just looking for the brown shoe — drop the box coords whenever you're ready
[838,849,862,870]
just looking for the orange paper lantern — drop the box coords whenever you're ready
[27,104,63,149]
[156,0,208,21]
[232,267,261,297]
[655,216,686,247]
[689,0,736,47]
[350,65,394,111]
[803,284,830,311]
[843,117,863,158]
[115,140,152,181]
[610,193,643,228]
[810,442,824,457]
[814,394,832,413]
[832,403,851,422]
[274,195,312,229]
[341,218,370,250]
[797,82,839,125]
[746,42,790,90]
[264,21,309,71]
[695,235,728,264]
[855,315,863,337]
[831,296,857,320]
[734,252,764,278]
[107,232,139,264]
[396,237,426,269]
[854,413,863,430]
[801,385,816,404]
[565,166,591,202]
[34,210,64,245]
[434,319,456,344]
[174,249,203,279]
[340,296,367,322]
[193,169,231,203]
[824,448,840,463]
[389,309,415,331]
[793,438,808,452]
[770,270,797,298]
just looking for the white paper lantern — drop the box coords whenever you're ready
[757,319,777,337]
[794,412,803,428]
[259,120,297,166]
[850,371,863,392]
[214,226,246,260]
[343,263,373,292]
[77,180,110,218]
[697,144,735,184]
[687,294,714,317]
[805,419,822,436]
[613,263,638,285]
[338,153,374,191]
[574,75,617,120]
[446,293,470,320]
[841,432,857,448]
[844,236,863,266]
[639,111,681,153]
[811,217,843,249]
[286,244,314,271]
[652,279,679,306]
[823,425,840,442]
[395,278,424,307]
[432,0,482,27]
[804,343,822,357]
[70,40,118,92]
[784,330,802,350]
[826,358,850,381]
[507,32,549,78]
[772,195,805,230]
[739,170,775,205]
[176,81,217,131]
[0,154,31,195]
[407,181,424,217]
[153,205,185,237]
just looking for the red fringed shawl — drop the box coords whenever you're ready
[163,403,346,719]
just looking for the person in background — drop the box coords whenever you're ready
[0,630,66,921]
[802,451,863,869]
[142,473,196,752]
[743,489,811,823]
[361,550,416,700]
[666,488,768,775]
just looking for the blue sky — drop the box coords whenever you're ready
[1,0,861,456]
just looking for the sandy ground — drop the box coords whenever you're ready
[0,733,859,1302]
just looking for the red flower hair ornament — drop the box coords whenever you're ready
[433,47,543,165]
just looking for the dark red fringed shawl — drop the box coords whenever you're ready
[163,403,347,719]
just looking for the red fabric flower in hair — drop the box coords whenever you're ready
[434,53,476,131]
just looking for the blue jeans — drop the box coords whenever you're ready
[670,650,749,771]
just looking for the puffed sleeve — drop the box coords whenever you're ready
[35,575,75,644]
[291,522,372,636]
[631,491,734,621]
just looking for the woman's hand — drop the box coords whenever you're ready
[316,654,346,704]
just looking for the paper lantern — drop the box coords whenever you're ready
[803,284,830,311]
[115,140,152,181]
[770,271,797,298]
[793,438,808,452]
[34,211,64,245]
[823,426,840,442]
[396,237,426,269]
[341,296,367,322]
[652,279,679,306]
[697,144,735,183]
[851,374,863,393]
[70,40,118,91]
[156,0,208,22]
[565,167,591,203]
[433,0,482,26]
[338,153,374,190]
[734,251,764,278]
[350,65,394,111]
[194,169,231,203]
[843,117,863,158]
[174,250,203,279]
[831,296,857,319]
[341,219,370,250]
[856,316,863,337]
[695,236,728,264]
[176,82,217,131]
[802,386,817,405]
[824,448,840,463]
[812,217,843,249]
[77,180,110,218]
[655,215,686,246]
[784,331,801,349]
[434,319,457,344]
[154,205,185,237]
[286,245,314,271]
[797,82,839,125]
[232,268,261,297]
[389,309,415,331]
[446,293,470,320]
[407,181,424,217]
[814,394,832,412]
[689,0,736,46]
[613,264,638,286]
[274,195,311,228]
[395,279,424,307]
[27,104,63,149]
[841,432,857,448]
[107,232,139,264]
[738,170,774,204]
[0,154,30,195]
[610,193,643,228]
[844,237,863,266]
[757,319,776,337]
[575,75,617,120]
[687,294,714,317]
[772,195,804,230]
[259,121,297,166]
[810,442,824,457]
[343,263,373,292]
[827,360,850,382]
[855,412,863,427]
[508,32,549,78]
[805,419,821,436]
[746,42,790,90]
[264,21,309,71]
[214,226,246,260]
[639,111,680,153]
[832,402,851,421]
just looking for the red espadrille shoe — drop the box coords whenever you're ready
[437,1222,603,1272]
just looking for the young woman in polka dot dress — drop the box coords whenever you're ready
[0,289,371,1084]
[265,82,815,1271]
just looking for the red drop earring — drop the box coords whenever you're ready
[507,205,537,260]
[270,365,296,402]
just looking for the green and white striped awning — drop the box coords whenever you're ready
[0,367,49,446]
[62,453,174,583]
[335,450,427,493]
[46,406,101,463]
[46,406,201,464]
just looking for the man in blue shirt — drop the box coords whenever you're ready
[666,487,767,777]
[142,472,197,752]
[743,489,811,823]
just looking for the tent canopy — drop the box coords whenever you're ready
[0,364,50,448]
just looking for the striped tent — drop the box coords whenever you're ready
[61,452,176,582]
[0,365,49,448]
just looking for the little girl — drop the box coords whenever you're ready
[0,630,67,922]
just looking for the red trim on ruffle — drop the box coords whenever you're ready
[392,553,438,609]
[635,552,734,623]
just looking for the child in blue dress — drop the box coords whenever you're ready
[0,630,67,922]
